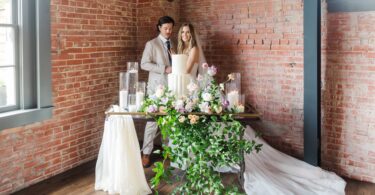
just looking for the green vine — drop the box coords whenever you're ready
[141,64,262,194]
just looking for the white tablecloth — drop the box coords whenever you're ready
[95,106,151,195]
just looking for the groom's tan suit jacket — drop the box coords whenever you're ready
[141,35,172,95]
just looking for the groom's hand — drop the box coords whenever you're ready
[165,66,172,74]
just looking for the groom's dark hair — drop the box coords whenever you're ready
[156,16,175,32]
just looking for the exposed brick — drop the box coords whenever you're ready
[2,1,375,194]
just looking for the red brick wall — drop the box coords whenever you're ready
[0,0,137,193]
[180,0,375,184]
[2,1,375,194]
[136,0,180,81]
[179,0,305,157]
[321,10,375,182]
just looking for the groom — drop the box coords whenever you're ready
[140,16,175,168]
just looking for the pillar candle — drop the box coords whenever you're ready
[136,91,145,111]
[119,90,128,109]
[226,90,239,109]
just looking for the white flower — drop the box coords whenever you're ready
[155,85,165,98]
[219,83,224,91]
[236,104,245,113]
[174,99,184,110]
[202,92,213,102]
[214,105,223,114]
[207,66,217,76]
[198,102,211,114]
[185,102,194,112]
[187,82,198,93]
[192,98,199,104]
[178,116,186,123]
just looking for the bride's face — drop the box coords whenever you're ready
[181,26,191,43]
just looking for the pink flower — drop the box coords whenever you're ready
[202,63,209,69]
[228,73,235,81]
[188,114,199,124]
[159,106,167,113]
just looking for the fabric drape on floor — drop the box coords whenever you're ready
[243,126,346,195]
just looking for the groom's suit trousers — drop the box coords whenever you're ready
[142,122,158,155]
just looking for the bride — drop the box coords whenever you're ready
[176,23,206,77]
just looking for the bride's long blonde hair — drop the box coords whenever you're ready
[177,23,197,54]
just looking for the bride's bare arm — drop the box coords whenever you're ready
[186,47,199,74]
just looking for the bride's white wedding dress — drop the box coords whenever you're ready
[243,126,346,195]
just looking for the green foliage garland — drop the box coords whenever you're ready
[141,64,262,194]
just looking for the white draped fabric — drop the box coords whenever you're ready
[243,126,346,195]
[95,107,345,195]
[95,110,151,195]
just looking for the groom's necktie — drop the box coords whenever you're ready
[166,40,171,65]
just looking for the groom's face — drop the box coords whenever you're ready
[159,23,173,40]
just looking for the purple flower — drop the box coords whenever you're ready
[147,105,158,113]
[177,107,186,113]
[207,65,217,76]
[222,99,229,108]
[160,97,169,105]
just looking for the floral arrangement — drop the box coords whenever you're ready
[141,63,262,194]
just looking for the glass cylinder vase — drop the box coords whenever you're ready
[128,94,137,112]
[136,81,146,111]
[127,62,139,94]
[119,72,128,109]
[230,72,241,95]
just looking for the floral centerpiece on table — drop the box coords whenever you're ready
[141,63,262,194]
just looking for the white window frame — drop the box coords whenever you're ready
[0,0,52,130]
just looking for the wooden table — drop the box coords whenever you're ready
[105,108,261,190]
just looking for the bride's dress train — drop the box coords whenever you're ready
[243,126,346,195]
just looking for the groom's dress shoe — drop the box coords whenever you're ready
[142,154,151,168]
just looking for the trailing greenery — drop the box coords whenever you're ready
[141,64,262,194]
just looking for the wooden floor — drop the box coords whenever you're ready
[13,157,375,195]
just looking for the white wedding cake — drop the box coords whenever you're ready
[168,54,191,98]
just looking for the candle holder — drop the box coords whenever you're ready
[136,81,146,111]
[225,82,239,110]
[127,62,139,94]
[231,72,241,95]
[128,94,137,112]
[119,72,128,109]
[237,94,245,113]
[127,61,139,72]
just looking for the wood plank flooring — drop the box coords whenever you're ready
[13,157,375,195]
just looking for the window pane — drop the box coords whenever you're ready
[0,0,12,24]
[0,27,15,66]
[0,67,16,107]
